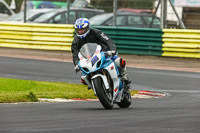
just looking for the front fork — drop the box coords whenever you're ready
[91,74,110,95]
[82,70,111,94]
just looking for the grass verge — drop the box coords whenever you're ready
[0,78,137,103]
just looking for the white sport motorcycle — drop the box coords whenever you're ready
[78,43,132,109]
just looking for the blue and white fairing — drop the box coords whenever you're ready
[78,43,124,101]
[78,43,105,74]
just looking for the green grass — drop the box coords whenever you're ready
[0,77,137,103]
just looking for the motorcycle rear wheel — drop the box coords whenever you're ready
[117,90,132,108]
[93,77,113,109]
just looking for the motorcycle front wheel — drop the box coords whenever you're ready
[93,77,113,110]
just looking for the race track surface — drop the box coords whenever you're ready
[0,57,200,133]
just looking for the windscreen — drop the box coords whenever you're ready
[80,43,97,59]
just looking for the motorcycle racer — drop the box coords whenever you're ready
[71,18,131,87]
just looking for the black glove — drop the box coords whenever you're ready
[74,65,80,73]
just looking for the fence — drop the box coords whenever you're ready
[0,22,74,50]
[162,29,200,58]
[97,26,200,58]
[8,0,200,29]
[92,26,163,56]
[0,22,200,58]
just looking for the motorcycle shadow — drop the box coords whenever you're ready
[75,106,134,111]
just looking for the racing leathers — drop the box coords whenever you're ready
[71,28,116,66]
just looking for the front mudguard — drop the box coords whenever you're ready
[91,74,110,95]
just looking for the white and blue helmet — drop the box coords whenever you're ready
[74,18,90,39]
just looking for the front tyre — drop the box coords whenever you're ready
[117,90,132,108]
[93,77,113,109]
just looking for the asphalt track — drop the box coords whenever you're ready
[0,56,200,133]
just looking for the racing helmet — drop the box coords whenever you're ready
[74,18,90,39]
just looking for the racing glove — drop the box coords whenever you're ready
[74,65,80,73]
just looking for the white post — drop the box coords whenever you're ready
[168,0,186,29]
[24,0,27,23]
[10,0,16,9]
[113,0,117,26]
[161,0,165,28]
[67,0,70,24]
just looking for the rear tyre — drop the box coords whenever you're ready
[117,90,132,108]
[93,77,113,109]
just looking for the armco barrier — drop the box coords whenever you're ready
[162,29,200,58]
[0,22,74,51]
[0,22,200,59]
[92,26,163,56]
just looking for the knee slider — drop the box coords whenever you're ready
[114,57,126,68]
[120,58,126,68]
[81,76,87,85]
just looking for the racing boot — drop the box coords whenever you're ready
[120,67,132,85]
[81,75,92,90]
[114,57,132,85]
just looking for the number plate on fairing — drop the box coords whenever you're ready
[91,55,99,66]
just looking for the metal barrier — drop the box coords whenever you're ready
[92,26,163,56]
[0,22,74,51]
[162,29,200,58]
[0,23,200,58]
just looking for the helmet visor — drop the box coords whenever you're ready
[76,28,86,35]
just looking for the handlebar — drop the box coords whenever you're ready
[103,51,116,57]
